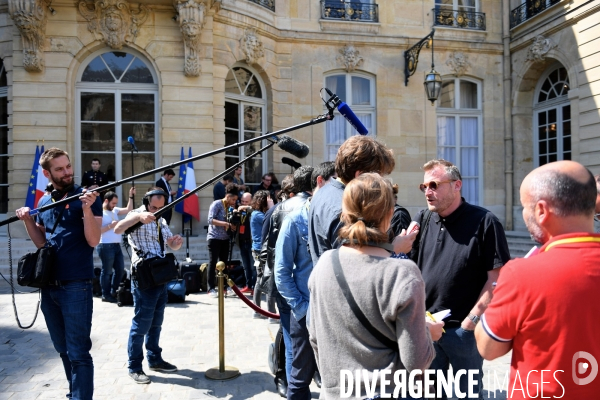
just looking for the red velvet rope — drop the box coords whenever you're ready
[226,278,280,319]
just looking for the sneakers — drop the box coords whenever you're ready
[149,361,177,372]
[268,318,279,324]
[207,289,218,298]
[129,370,150,384]
[253,312,267,319]
[101,296,117,303]
[225,287,233,297]
[240,286,251,293]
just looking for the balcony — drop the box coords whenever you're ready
[320,1,379,23]
[510,0,562,29]
[248,0,275,12]
[433,8,486,31]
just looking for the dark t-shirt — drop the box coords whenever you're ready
[36,186,103,281]
[390,204,411,238]
[410,199,511,324]
[238,209,252,241]
[213,181,226,201]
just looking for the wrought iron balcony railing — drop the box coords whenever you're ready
[433,8,486,31]
[321,1,379,23]
[248,0,275,12]
[510,0,561,28]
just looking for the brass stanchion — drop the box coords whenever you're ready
[205,261,240,381]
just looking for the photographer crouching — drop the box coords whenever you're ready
[114,187,183,384]
[206,183,239,297]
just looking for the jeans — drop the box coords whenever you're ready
[41,280,94,400]
[429,326,483,400]
[239,240,256,288]
[128,281,168,372]
[288,315,317,400]
[208,239,229,291]
[97,243,124,298]
[275,291,292,382]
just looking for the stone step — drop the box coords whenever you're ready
[505,231,537,259]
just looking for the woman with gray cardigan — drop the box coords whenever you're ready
[308,173,444,399]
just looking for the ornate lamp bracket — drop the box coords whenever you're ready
[404,29,435,86]
[8,0,53,72]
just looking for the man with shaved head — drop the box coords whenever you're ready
[476,161,600,399]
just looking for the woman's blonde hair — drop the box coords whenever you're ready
[339,173,394,246]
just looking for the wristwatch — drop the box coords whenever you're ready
[468,313,480,325]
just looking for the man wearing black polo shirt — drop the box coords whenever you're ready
[410,159,510,400]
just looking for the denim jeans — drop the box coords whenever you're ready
[429,326,484,400]
[239,240,256,288]
[41,280,94,400]
[275,292,292,381]
[97,243,124,298]
[288,315,317,400]
[128,280,168,372]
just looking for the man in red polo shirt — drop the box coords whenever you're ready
[475,160,600,399]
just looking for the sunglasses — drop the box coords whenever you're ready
[419,180,455,193]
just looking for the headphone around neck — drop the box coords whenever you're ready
[142,189,168,210]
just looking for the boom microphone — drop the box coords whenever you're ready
[273,135,309,159]
[127,136,139,152]
[282,157,301,169]
[325,88,369,135]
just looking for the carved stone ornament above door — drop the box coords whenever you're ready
[8,0,51,72]
[526,35,557,63]
[78,0,150,50]
[240,28,264,65]
[174,0,206,77]
[337,45,363,72]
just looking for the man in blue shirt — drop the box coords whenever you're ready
[16,147,102,400]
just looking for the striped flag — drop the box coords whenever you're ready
[24,145,48,209]
[174,147,189,223]
[183,147,200,221]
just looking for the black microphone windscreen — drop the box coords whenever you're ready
[282,157,301,169]
[276,135,309,159]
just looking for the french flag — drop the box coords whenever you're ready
[175,147,200,222]
[24,145,49,209]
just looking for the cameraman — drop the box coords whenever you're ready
[206,183,239,297]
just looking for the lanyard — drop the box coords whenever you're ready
[542,236,600,252]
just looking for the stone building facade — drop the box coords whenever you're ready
[0,0,597,237]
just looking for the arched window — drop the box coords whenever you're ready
[76,50,158,199]
[437,77,482,205]
[0,59,7,215]
[324,72,376,160]
[224,66,267,185]
[534,65,570,166]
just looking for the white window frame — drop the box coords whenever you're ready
[224,64,267,186]
[0,61,7,220]
[75,49,159,200]
[533,64,571,167]
[435,0,480,12]
[323,71,377,161]
[436,76,483,205]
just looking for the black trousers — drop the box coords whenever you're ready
[207,239,229,291]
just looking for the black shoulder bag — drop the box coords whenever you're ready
[133,220,177,290]
[17,206,65,288]
[332,250,399,352]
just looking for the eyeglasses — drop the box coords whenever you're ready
[595,213,600,222]
[419,180,455,193]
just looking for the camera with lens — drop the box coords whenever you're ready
[227,207,241,226]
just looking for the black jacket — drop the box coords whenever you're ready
[258,192,311,295]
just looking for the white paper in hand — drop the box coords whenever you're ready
[431,310,451,321]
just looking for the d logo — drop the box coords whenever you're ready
[572,351,598,386]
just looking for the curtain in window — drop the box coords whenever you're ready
[460,117,478,204]
[326,116,347,160]
[437,116,456,161]
[352,77,371,105]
